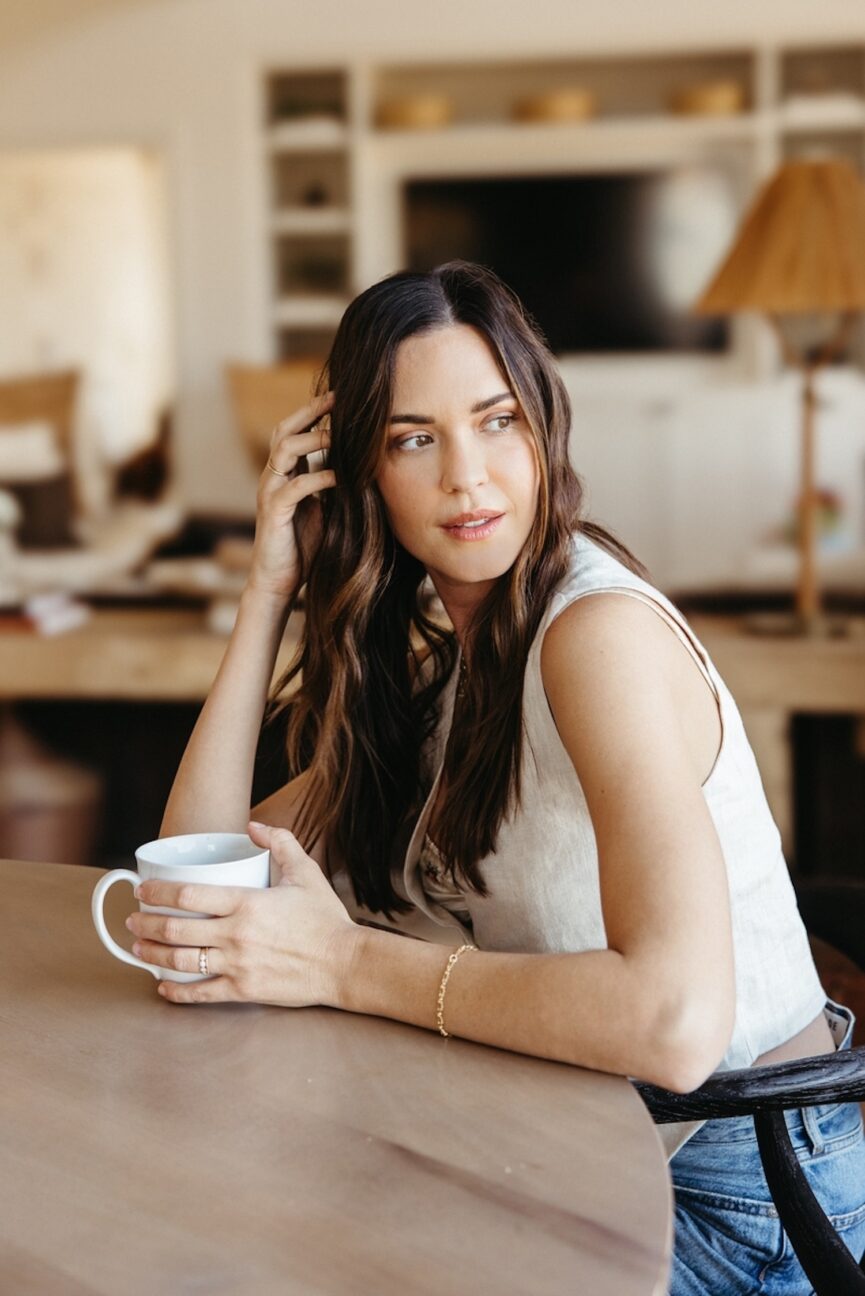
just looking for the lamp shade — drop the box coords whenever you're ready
[693,158,865,316]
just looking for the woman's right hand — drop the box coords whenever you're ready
[248,391,336,601]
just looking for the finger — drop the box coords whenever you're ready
[132,938,225,978]
[157,976,239,1005]
[248,821,319,884]
[134,881,241,914]
[270,392,334,444]
[272,468,336,502]
[266,427,332,475]
[127,910,228,947]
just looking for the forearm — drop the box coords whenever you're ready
[160,585,293,836]
[340,928,715,1092]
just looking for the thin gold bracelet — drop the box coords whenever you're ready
[436,942,476,1037]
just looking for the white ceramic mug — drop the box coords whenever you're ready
[91,832,270,982]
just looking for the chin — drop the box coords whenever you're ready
[437,550,521,586]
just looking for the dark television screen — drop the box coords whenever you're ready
[404,170,733,355]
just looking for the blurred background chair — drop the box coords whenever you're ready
[636,878,865,1296]
[0,369,82,547]
[226,360,323,473]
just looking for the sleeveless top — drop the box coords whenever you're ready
[333,531,827,1159]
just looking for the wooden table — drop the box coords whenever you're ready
[0,860,673,1296]
[0,608,302,703]
[691,615,865,855]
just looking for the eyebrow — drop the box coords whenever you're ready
[388,391,515,425]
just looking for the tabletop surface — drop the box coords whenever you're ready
[0,859,672,1296]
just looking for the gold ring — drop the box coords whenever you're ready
[266,459,293,478]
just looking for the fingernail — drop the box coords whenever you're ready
[249,820,266,830]
[125,917,134,930]
[132,943,142,956]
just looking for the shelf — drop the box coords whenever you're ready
[272,296,350,327]
[370,110,760,148]
[266,119,349,152]
[271,207,352,235]
[260,46,865,376]
[777,95,865,131]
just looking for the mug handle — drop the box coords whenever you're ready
[91,869,163,980]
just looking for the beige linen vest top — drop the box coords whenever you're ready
[333,531,827,1159]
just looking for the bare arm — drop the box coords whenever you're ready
[160,586,294,835]
[160,393,335,838]
[340,594,736,1091]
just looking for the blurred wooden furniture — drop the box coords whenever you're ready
[0,709,103,867]
[0,607,302,702]
[226,361,323,471]
[691,615,865,858]
[691,615,865,711]
[0,859,673,1296]
[0,369,79,457]
[0,369,82,533]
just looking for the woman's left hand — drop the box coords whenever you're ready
[126,821,359,1007]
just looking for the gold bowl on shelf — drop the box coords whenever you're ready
[376,94,454,130]
[668,80,746,116]
[511,87,597,124]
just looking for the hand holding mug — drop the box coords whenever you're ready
[91,832,271,983]
[92,822,359,1007]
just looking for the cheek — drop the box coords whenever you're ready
[501,438,541,507]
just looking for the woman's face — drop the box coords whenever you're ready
[376,324,540,614]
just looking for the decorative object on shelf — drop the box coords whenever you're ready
[271,98,344,126]
[668,80,746,116]
[376,94,454,130]
[300,182,331,207]
[772,487,847,550]
[693,157,865,634]
[511,87,597,124]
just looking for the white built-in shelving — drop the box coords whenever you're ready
[261,43,865,370]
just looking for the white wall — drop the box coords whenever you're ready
[0,0,863,582]
[0,147,174,516]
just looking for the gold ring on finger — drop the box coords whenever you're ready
[266,458,294,478]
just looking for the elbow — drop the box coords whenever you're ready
[647,990,735,1095]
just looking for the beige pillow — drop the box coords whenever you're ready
[0,420,65,482]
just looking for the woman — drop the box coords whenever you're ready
[129,261,865,1293]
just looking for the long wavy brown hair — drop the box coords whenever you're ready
[270,261,647,917]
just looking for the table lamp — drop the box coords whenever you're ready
[692,157,865,634]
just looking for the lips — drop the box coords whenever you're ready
[442,510,502,527]
[440,511,505,541]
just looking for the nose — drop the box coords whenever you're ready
[440,432,489,495]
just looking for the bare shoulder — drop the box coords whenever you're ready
[540,592,721,789]
[541,592,681,692]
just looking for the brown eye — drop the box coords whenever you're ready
[483,414,516,433]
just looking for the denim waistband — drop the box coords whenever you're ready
[679,998,857,1154]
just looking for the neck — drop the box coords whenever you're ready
[429,574,493,648]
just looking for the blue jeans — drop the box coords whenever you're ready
[668,1000,865,1295]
